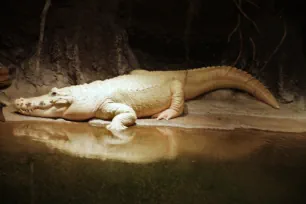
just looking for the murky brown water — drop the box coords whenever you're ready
[1,121,306,204]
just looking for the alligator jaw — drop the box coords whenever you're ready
[13,96,69,118]
[15,98,47,113]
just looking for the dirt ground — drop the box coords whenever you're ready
[3,90,306,133]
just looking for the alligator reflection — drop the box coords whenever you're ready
[3,121,306,204]
[11,121,278,164]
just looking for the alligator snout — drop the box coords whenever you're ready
[39,101,46,106]
[14,98,32,112]
[14,98,25,108]
[14,98,38,113]
[14,97,53,113]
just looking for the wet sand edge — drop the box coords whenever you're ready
[3,105,306,133]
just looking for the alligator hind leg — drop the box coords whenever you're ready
[152,80,185,120]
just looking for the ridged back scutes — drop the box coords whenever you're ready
[92,74,170,94]
[191,66,280,109]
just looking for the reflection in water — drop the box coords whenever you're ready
[1,122,306,204]
[10,121,272,164]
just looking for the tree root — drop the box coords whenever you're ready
[249,37,256,62]
[35,0,51,75]
[260,20,287,71]
[233,0,260,34]
[245,0,260,8]
[232,28,243,66]
[228,14,241,43]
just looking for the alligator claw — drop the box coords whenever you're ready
[152,109,179,120]
[106,122,127,132]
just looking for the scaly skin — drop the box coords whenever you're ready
[14,66,279,132]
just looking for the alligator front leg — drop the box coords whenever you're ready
[152,80,185,120]
[101,102,137,132]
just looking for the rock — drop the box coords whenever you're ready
[0,103,5,122]
[0,67,12,90]
[0,91,11,106]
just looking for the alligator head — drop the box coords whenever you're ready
[14,87,74,118]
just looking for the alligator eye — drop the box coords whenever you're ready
[51,92,57,96]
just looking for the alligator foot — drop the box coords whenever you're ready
[106,122,127,132]
[103,131,135,146]
[89,119,134,144]
[152,109,180,120]
[105,122,135,145]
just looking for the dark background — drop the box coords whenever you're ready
[0,0,306,101]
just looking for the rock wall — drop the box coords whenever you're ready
[0,0,305,105]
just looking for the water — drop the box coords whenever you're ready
[0,121,306,204]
